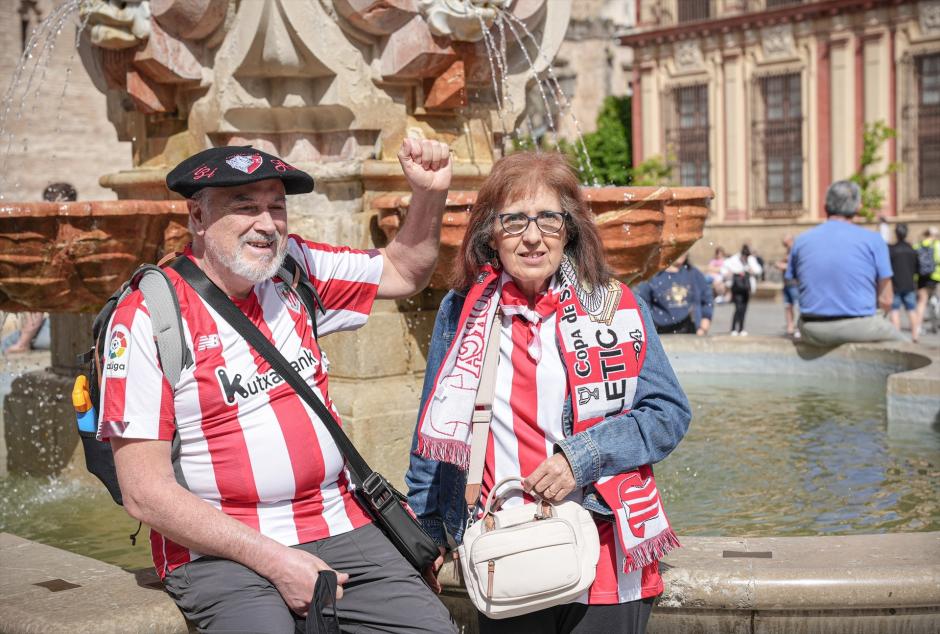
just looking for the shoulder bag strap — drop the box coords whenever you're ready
[463,310,502,509]
[170,257,374,487]
[278,253,325,341]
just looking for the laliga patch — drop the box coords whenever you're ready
[104,325,131,378]
[226,153,263,174]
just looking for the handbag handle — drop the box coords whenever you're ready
[482,476,552,519]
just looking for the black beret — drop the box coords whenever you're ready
[166,146,314,198]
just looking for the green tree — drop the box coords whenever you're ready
[574,95,632,185]
[629,155,673,186]
[849,120,901,220]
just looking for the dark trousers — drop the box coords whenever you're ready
[731,289,750,332]
[656,316,696,335]
[478,598,654,634]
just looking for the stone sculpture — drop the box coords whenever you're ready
[78,0,569,188]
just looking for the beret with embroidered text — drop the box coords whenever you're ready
[166,146,314,198]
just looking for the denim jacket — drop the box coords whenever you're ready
[404,288,692,548]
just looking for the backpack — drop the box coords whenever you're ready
[916,242,938,278]
[72,254,324,507]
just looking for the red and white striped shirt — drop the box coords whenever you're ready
[480,282,662,604]
[98,235,382,578]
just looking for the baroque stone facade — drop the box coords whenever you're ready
[624,0,940,229]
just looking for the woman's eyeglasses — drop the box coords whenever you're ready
[497,211,568,236]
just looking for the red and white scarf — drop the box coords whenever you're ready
[416,258,679,573]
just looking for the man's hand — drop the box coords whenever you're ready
[267,547,349,616]
[422,546,447,594]
[697,317,711,336]
[877,277,893,314]
[398,138,452,193]
[524,453,577,503]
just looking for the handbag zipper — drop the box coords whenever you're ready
[487,560,495,598]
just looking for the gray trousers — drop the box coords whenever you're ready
[798,314,905,347]
[163,524,457,634]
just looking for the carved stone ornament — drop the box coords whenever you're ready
[418,0,512,42]
[78,0,570,174]
[675,40,704,71]
[920,1,940,35]
[761,24,796,59]
[81,0,153,50]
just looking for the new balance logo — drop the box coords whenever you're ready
[215,348,319,405]
[197,334,221,351]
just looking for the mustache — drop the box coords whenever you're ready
[239,231,282,245]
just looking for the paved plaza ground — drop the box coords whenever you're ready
[708,298,940,349]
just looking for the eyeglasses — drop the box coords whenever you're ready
[497,211,568,236]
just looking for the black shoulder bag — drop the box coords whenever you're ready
[171,257,439,572]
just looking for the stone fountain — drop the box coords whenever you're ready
[1,0,712,483]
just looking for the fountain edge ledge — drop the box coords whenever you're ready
[1,531,937,633]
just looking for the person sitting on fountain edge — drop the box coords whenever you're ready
[785,180,903,347]
[633,251,713,335]
[96,142,458,634]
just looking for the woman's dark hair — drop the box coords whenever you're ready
[740,244,751,259]
[453,151,610,290]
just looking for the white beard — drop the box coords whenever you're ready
[207,231,287,284]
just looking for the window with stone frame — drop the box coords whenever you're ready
[901,51,940,207]
[916,53,940,200]
[765,0,804,8]
[665,84,710,187]
[677,0,712,23]
[751,72,803,215]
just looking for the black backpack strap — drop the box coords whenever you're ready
[279,253,325,341]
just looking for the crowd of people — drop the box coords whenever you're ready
[639,181,939,344]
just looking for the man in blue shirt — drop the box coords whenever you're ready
[635,252,713,335]
[785,180,903,346]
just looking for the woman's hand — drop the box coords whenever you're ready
[523,453,577,503]
[422,546,447,594]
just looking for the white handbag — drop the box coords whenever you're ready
[456,311,600,619]
[458,477,601,619]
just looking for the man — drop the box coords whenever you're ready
[98,141,457,633]
[785,180,903,346]
[634,251,712,335]
[888,223,921,342]
[774,234,800,339]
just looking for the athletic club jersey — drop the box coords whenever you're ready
[98,235,382,578]
[480,286,663,604]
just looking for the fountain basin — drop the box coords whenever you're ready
[0,201,189,313]
[0,187,712,311]
[374,186,710,288]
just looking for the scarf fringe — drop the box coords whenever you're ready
[416,436,472,471]
[622,528,681,573]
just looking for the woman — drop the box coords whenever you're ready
[706,247,728,302]
[406,152,691,634]
[634,252,713,336]
[721,244,762,336]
